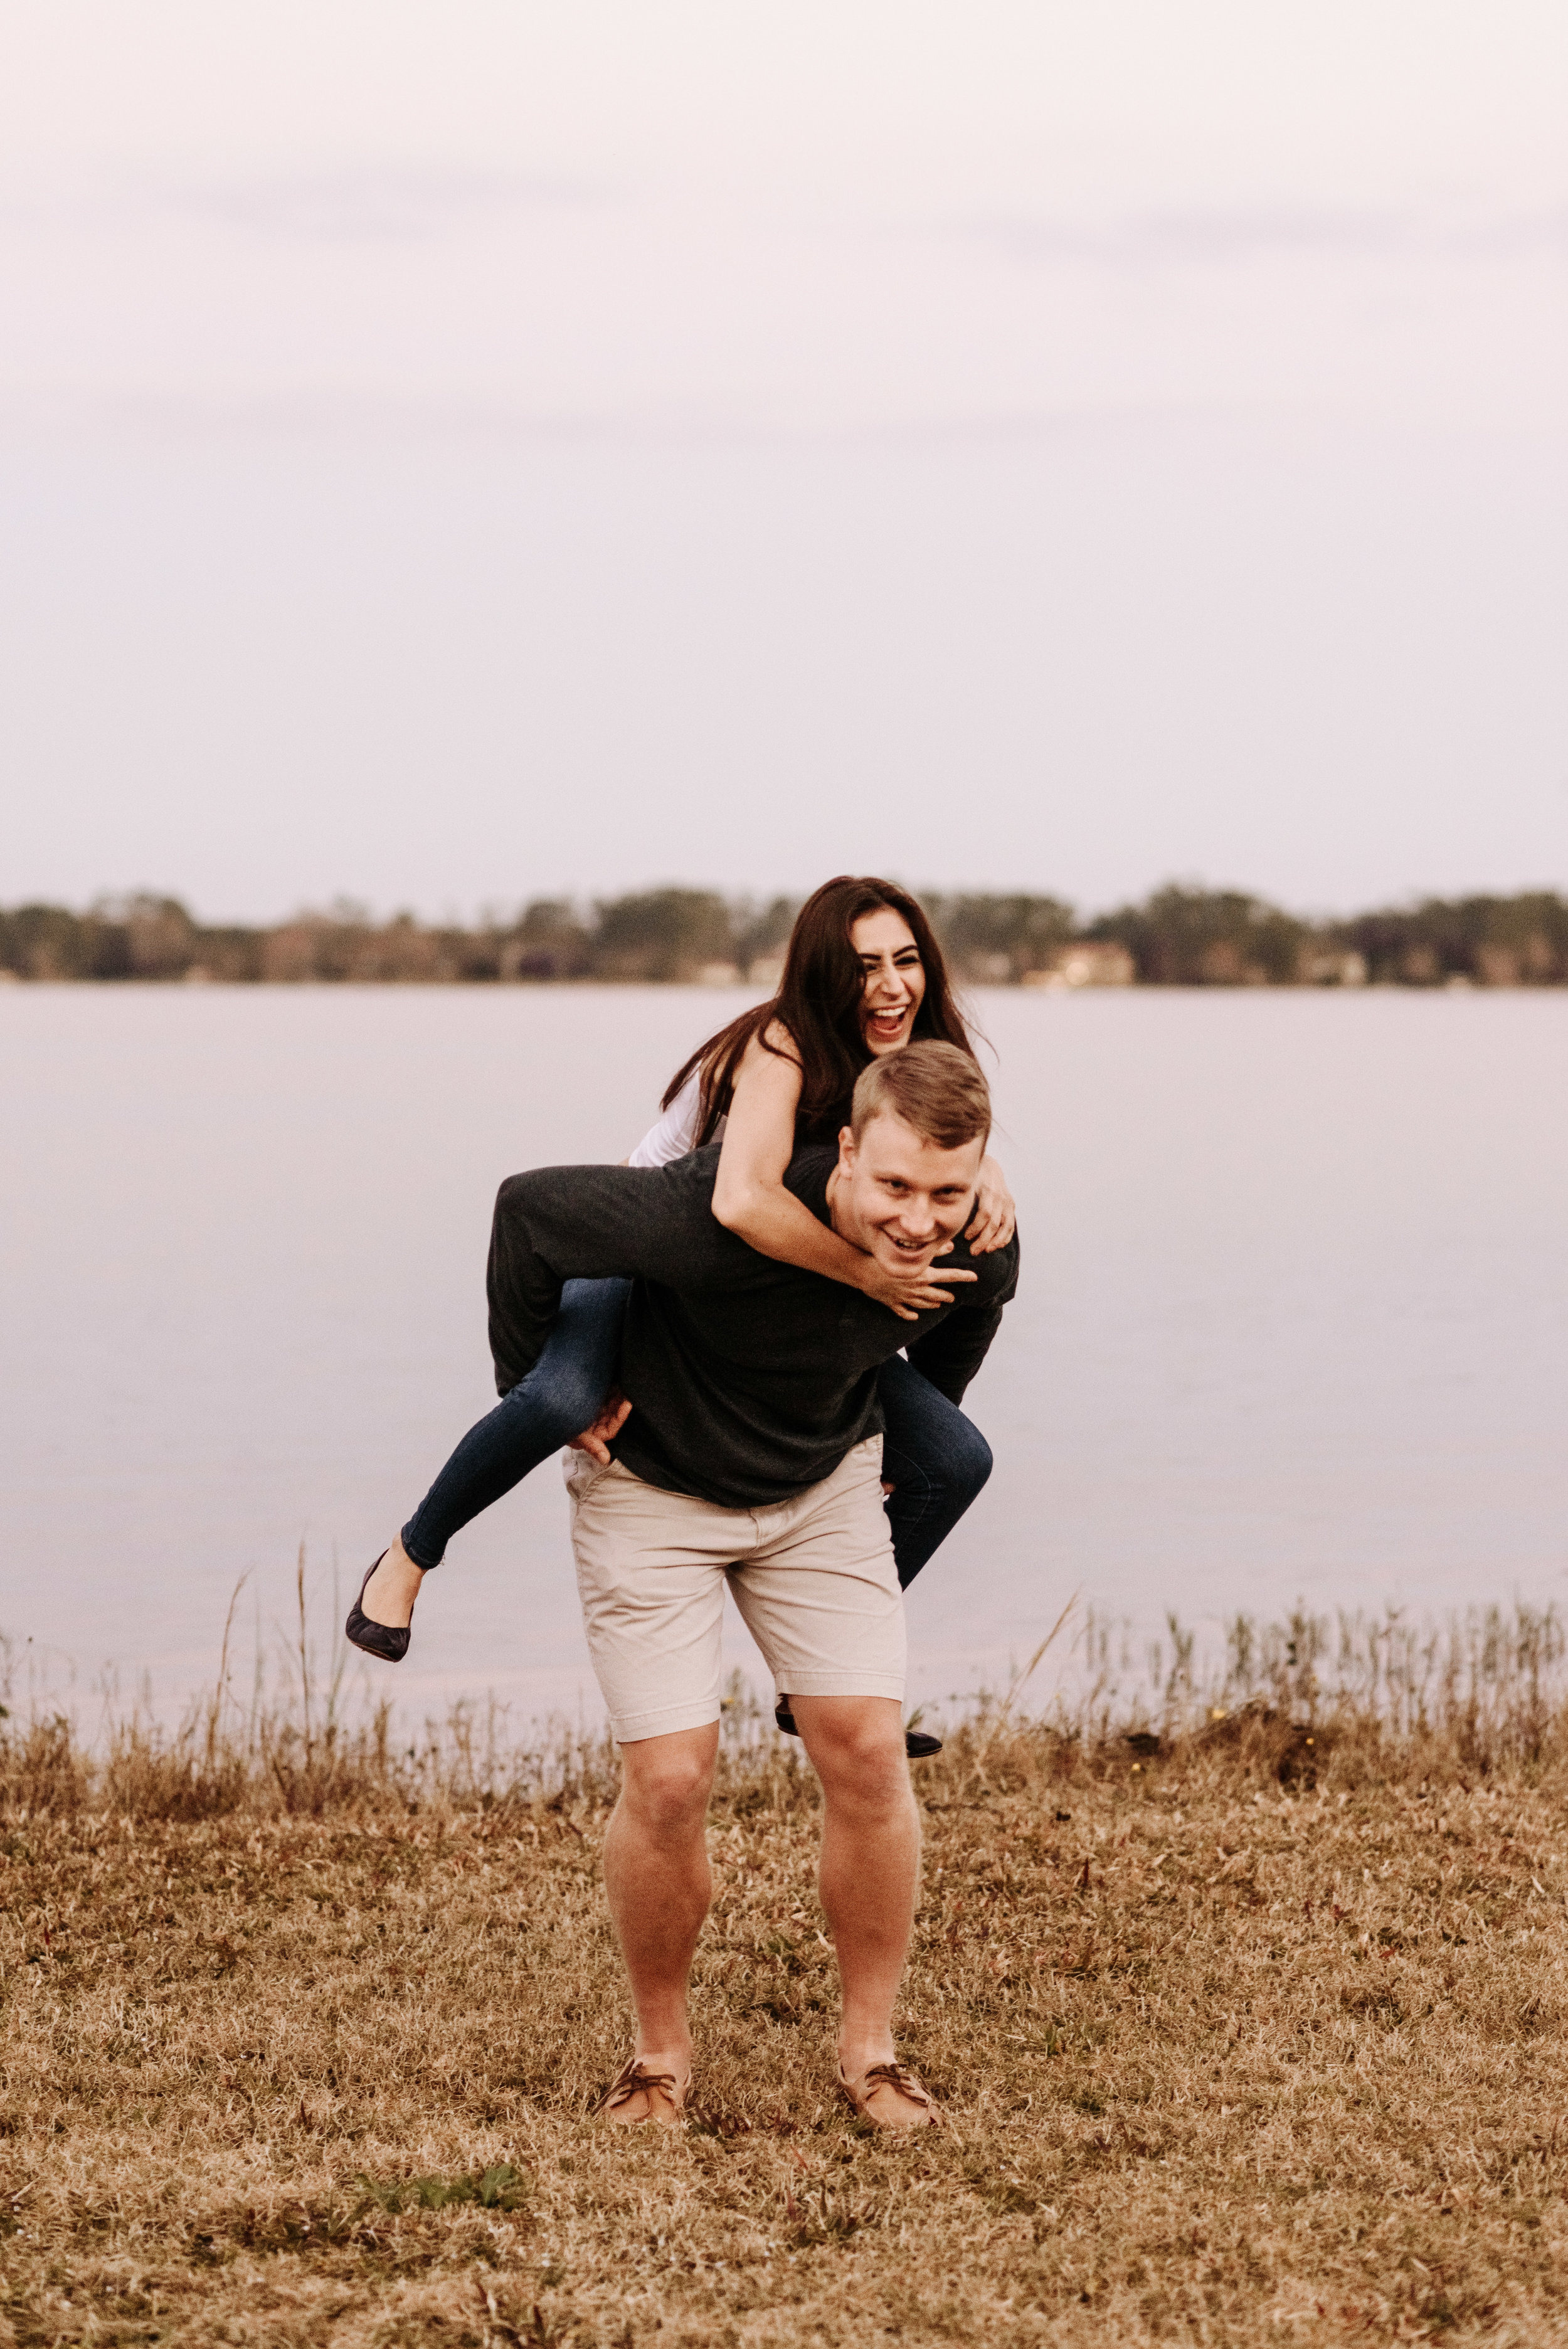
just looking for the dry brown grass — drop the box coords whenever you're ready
[4,1616,1568,2347]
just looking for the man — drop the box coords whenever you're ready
[486,1041,1019,2128]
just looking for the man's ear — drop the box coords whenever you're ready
[836,1123,857,1175]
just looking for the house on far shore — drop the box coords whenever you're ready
[1022,942,1137,990]
[1301,948,1369,986]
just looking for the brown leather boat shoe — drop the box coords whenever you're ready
[598,2057,691,2128]
[838,2058,940,2129]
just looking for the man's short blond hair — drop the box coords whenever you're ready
[850,1041,992,1151]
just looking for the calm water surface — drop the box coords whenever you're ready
[3,987,1564,1726]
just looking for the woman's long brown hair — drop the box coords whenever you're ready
[662,876,976,1147]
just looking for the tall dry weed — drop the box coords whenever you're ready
[1065,1598,1568,1778]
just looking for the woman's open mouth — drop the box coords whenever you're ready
[866,1005,909,1042]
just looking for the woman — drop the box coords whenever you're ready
[349,876,1014,1681]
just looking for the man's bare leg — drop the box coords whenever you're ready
[600,1721,720,2123]
[360,1534,425,1630]
[790,1695,930,2126]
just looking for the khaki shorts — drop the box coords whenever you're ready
[565,1436,905,1743]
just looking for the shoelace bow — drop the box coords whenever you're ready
[852,2060,931,2110]
[603,2060,684,2114]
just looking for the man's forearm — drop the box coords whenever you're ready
[904,1240,1020,1404]
[903,1302,1005,1405]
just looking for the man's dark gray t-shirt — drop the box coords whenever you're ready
[487,1143,1019,1510]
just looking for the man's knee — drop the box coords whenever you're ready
[795,1700,909,1803]
[618,1734,717,1838]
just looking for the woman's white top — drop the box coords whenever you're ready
[626,1071,726,1168]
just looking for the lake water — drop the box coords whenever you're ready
[3,986,1564,1731]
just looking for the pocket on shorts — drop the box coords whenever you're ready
[561,1450,642,1506]
[560,1448,612,1502]
[843,1431,886,1486]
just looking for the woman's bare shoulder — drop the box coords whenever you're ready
[738,1018,803,1075]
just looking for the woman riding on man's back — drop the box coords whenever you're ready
[348,876,1015,1694]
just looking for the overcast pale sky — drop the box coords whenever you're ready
[3,2,1565,919]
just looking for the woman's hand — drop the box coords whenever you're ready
[965,1154,1016,1253]
[569,1390,632,1465]
[856,1245,978,1322]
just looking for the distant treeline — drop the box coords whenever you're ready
[3,884,1567,989]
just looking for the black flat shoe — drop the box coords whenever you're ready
[345,1552,412,1663]
[773,1699,943,1760]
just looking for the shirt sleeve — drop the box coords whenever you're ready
[627,1073,702,1168]
[903,1234,1021,1405]
[486,1156,734,1394]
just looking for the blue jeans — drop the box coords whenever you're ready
[402,1278,633,1568]
[401,1278,992,1589]
[876,1348,993,1590]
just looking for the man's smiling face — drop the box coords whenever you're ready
[827,1109,986,1281]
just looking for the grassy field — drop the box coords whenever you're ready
[4,1619,1568,2348]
